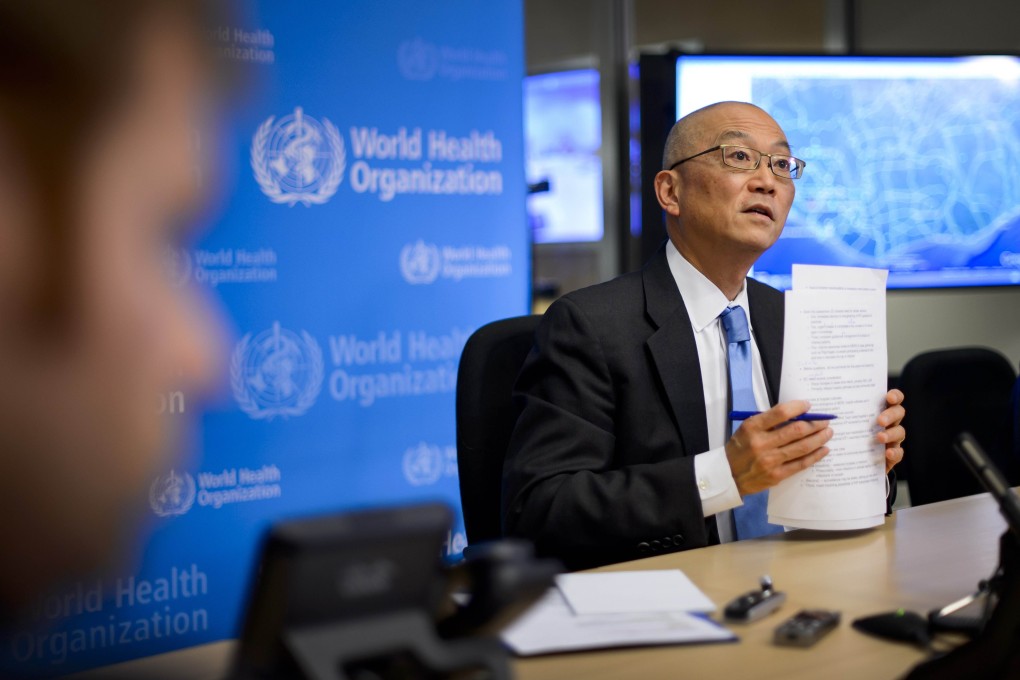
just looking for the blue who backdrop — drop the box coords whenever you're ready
[5,1,526,674]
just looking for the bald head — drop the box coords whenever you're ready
[652,99,796,294]
[661,101,776,170]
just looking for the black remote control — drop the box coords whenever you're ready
[773,609,841,647]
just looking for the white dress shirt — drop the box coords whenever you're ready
[664,241,771,543]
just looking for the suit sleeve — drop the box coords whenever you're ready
[501,296,709,570]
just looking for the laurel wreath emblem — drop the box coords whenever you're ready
[400,241,441,284]
[149,470,196,517]
[251,114,346,207]
[403,443,444,486]
[162,246,193,289]
[230,329,325,420]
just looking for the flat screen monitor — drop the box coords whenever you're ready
[675,54,1020,290]
[524,69,604,244]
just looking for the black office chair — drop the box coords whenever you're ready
[456,315,542,546]
[899,347,1018,506]
[1013,372,1020,462]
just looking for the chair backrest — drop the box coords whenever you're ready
[900,347,1018,506]
[456,315,542,546]
[1014,372,1020,461]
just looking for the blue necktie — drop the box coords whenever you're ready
[720,305,782,540]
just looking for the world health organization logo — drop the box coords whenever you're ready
[251,106,345,207]
[400,240,441,284]
[149,470,196,517]
[161,246,192,288]
[397,38,439,81]
[231,322,324,420]
[403,442,444,486]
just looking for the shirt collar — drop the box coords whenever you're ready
[665,240,752,334]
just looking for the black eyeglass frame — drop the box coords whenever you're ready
[668,144,806,179]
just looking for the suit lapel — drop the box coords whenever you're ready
[643,248,709,456]
[747,279,785,406]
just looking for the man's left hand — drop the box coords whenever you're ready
[876,389,905,473]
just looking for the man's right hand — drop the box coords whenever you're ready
[725,400,833,496]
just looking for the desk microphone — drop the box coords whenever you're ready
[954,432,1020,539]
[852,433,1019,651]
[852,609,931,648]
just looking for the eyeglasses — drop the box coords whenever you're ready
[669,144,806,180]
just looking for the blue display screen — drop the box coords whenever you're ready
[525,69,604,244]
[676,55,1020,289]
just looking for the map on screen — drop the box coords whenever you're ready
[676,55,1020,289]
[525,69,604,244]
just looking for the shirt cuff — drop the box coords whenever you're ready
[694,446,742,517]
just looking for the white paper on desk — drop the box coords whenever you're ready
[768,265,889,531]
[501,588,735,656]
[556,570,716,615]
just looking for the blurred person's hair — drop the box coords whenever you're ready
[0,0,233,330]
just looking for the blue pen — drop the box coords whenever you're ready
[729,410,838,422]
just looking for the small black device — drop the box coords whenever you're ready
[773,609,840,647]
[723,575,786,622]
[852,609,930,647]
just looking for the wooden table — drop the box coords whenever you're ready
[70,493,1007,679]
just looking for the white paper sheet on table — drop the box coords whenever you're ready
[555,570,716,615]
[500,588,735,656]
[768,264,889,531]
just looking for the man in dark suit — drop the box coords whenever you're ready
[502,101,906,571]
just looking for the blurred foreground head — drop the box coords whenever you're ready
[0,1,229,611]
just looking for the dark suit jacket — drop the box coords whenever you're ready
[502,245,785,571]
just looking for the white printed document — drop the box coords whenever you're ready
[767,264,889,531]
[555,570,716,615]
[501,588,734,656]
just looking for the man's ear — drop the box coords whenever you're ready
[653,169,681,217]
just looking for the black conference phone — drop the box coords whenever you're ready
[230,503,559,680]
